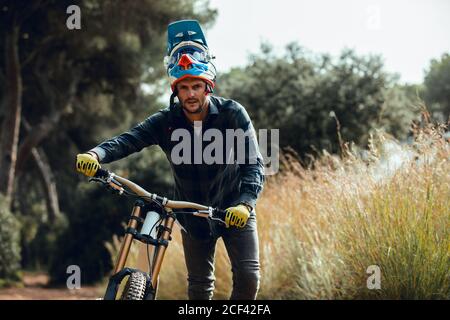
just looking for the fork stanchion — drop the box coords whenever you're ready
[113,200,145,274]
[149,209,176,289]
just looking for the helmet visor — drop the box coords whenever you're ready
[164,46,210,69]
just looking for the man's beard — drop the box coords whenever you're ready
[182,99,204,114]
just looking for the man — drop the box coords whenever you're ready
[76,20,265,300]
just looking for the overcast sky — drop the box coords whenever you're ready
[206,0,450,84]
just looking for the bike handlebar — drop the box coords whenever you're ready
[92,168,226,222]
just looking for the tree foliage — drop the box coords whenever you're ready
[424,53,450,122]
[216,43,417,158]
[0,0,216,283]
[0,194,21,286]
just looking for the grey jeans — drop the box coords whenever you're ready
[180,214,260,300]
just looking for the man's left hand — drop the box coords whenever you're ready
[224,204,251,228]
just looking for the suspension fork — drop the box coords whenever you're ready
[108,202,174,299]
[113,200,145,274]
[149,208,175,289]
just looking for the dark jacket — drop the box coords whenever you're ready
[91,96,265,237]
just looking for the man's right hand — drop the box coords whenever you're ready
[76,152,100,177]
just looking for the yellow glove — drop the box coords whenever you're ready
[224,204,251,228]
[76,153,100,177]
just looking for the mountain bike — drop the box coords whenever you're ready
[88,168,227,300]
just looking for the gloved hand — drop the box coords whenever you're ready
[224,204,251,228]
[76,152,100,177]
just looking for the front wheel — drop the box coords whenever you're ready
[121,272,147,300]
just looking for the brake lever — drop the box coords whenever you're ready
[106,179,125,195]
[88,177,108,184]
[194,208,226,226]
[89,176,124,195]
[211,208,228,226]
[210,216,227,226]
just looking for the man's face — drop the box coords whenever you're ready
[176,78,208,114]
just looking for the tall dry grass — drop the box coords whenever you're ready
[107,119,449,299]
[256,121,449,299]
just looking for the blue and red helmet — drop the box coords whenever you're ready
[164,20,216,92]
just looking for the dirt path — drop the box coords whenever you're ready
[0,273,104,300]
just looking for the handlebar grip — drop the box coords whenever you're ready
[95,168,109,178]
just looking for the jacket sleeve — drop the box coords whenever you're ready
[231,104,265,210]
[90,112,165,164]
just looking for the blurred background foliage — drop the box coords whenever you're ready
[0,0,448,286]
[0,0,216,285]
[216,42,423,158]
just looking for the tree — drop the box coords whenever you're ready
[0,194,21,287]
[216,43,416,159]
[0,2,35,204]
[0,0,216,204]
[0,0,217,280]
[424,53,450,123]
